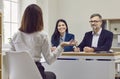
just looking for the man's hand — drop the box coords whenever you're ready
[74,47,80,52]
[83,46,94,52]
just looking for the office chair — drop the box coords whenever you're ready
[6,51,43,79]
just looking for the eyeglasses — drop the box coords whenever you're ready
[89,20,101,23]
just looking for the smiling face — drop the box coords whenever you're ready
[57,21,67,36]
[89,16,102,32]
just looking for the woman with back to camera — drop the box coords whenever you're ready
[51,19,75,52]
[9,4,76,79]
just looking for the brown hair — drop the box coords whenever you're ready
[90,13,102,19]
[19,4,43,33]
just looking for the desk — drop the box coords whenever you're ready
[43,52,120,79]
[111,47,120,52]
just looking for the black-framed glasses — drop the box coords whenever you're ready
[89,20,101,23]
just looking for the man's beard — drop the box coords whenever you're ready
[92,26,97,31]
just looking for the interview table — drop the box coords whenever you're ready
[42,52,120,79]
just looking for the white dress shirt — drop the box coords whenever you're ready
[10,31,64,65]
[92,28,102,47]
[60,32,66,43]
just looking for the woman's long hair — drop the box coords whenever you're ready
[19,4,43,33]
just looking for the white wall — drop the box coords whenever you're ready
[48,0,120,44]
[48,0,59,37]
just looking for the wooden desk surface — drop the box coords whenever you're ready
[62,52,120,56]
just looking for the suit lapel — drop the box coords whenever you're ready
[89,32,93,46]
[97,30,104,46]
[65,33,68,41]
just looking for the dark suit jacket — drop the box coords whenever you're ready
[78,29,113,52]
[51,33,75,52]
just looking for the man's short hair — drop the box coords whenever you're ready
[90,13,102,19]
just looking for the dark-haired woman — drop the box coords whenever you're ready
[51,19,75,52]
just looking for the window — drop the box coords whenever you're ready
[3,0,19,44]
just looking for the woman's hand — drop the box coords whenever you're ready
[60,40,77,48]
[51,46,57,52]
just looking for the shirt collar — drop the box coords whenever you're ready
[92,28,102,35]
[60,32,66,41]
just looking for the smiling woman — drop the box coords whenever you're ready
[51,19,75,52]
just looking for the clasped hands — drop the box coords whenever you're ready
[74,46,94,52]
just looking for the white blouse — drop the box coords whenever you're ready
[10,31,64,65]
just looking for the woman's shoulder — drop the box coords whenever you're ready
[11,31,21,39]
[37,31,49,39]
[38,31,48,36]
[66,33,75,39]
[67,33,74,36]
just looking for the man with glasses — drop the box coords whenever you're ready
[74,13,113,53]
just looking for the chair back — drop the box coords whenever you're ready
[6,51,42,79]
